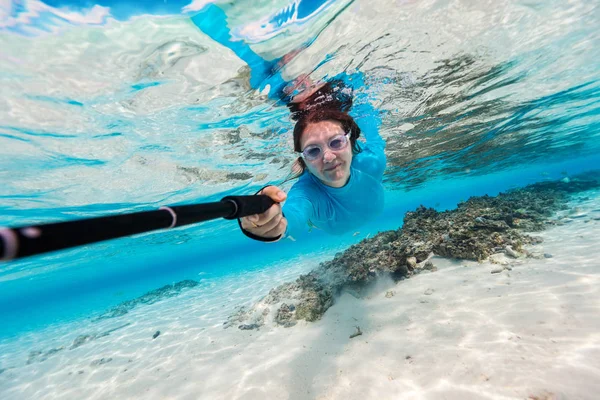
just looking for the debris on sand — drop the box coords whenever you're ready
[349,326,363,339]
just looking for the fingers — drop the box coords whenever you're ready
[264,214,287,238]
[241,210,287,239]
[255,205,283,234]
[260,185,286,203]
[242,202,280,230]
[241,203,283,235]
[240,186,287,239]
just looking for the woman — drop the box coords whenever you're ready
[239,82,386,242]
[192,4,386,241]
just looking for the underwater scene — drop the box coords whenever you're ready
[1,0,599,398]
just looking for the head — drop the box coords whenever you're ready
[292,109,362,188]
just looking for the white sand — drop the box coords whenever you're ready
[1,190,600,400]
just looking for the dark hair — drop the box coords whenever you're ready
[286,109,362,180]
[287,79,353,121]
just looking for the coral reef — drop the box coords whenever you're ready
[227,171,600,330]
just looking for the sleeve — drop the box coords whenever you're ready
[351,99,385,150]
[333,71,385,151]
[350,96,386,179]
[282,182,316,239]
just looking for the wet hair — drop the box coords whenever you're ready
[287,79,353,121]
[286,108,363,181]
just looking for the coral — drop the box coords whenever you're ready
[229,172,600,329]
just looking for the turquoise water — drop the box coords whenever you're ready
[0,0,599,351]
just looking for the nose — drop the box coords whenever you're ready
[322,149,336,163]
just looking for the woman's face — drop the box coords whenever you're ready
[300,120,353,188]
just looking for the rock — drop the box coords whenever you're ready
[489,253,510,265]
[223,307,249,329]
[263,289,281,304]
[238,324,261,330]
[530,236,544,244]
[406,257,417,270]
[27,347,65,364]
[274,303,297,328]
[491,267,504,274]
[90,358,112,367]
[505,245,520,258]
[422,261,437,271]
[473,217,510,231]
[26,324,131,365]
[26,351,43,365]
[543,253,553,258]
[294,276,333,322]
[152,331,160,339]
[46,348,64,357]
[385,291,395,298]
[71,335,95,350]
[525,250,544,259]
[570,213,588,219]
[424,288,435,295]
[95,280,199,321]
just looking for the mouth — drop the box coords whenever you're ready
[324,163,341,172]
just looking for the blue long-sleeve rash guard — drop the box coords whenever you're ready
[191,6,386,238]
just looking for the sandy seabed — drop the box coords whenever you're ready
[1,191,600,400]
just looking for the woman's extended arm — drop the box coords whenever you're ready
[351,100,385,150]
[238,183,315,241]
[281,184,315,239]
[350,91,387,179]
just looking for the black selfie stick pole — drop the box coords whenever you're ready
[0,195,274,261]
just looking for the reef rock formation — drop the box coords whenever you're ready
[226,172,600,330]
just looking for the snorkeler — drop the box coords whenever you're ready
[192,4,386,242]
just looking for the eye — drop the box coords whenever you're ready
[305,146,321,159]
[329,139,342,149]
[329,136,345,149]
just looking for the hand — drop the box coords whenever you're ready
[240,186,287,240]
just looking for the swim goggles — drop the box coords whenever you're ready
[300,133,350,161]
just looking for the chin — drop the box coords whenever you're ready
[324,171,350,187]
